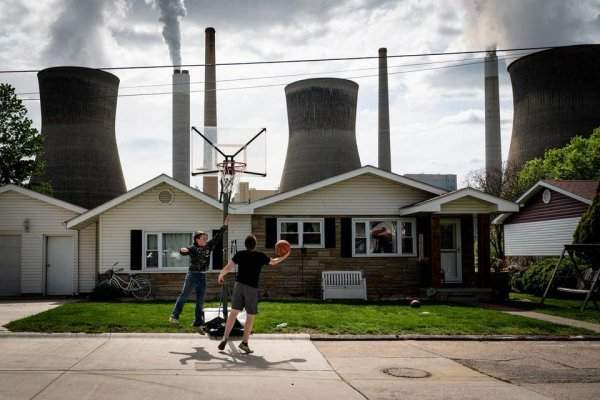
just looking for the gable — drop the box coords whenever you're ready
[254,173,436,215]
[440,196,498,213]
[0,190,78,232]
[506,187,589,224]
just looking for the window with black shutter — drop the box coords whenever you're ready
[340,218,352,257]
[265,217,277,248]
[325,217,336,248]
[130,230,142,270]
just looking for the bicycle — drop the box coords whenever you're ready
[98,262,152,300]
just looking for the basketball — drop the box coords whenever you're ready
[275,240,291,257]
[410,299,421,308]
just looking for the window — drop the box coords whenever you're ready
[144,232,193,269]
[352,218,416,257]
[277,219,324,247]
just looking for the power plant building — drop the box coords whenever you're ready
[280,78,362,192]
[36,67,126,209]
[507,45,600,168]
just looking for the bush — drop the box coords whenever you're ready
[510,257,583,296]
[573,184,600,266]
[89,281,123,301]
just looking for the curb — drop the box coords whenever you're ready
[0,332,310,340]
[309,334,600,341]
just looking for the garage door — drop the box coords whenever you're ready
[0,235,21,296]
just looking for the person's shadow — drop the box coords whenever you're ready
[169,346,306,371]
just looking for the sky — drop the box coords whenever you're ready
[1,0,599,191]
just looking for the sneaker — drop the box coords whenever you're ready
[169,316,179,324]
[238,342,254,354]
[196,325,206,335]
[217,339,227,351]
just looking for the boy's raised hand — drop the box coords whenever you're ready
[223,215,230,226]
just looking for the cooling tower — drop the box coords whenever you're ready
[378,48,391,172]
[280,78,361,192]
[37,66,126,209]
[484,50,501,179]
[172,69,190,185]
[507,45,600,169]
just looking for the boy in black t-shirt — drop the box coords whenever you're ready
[217,234,290,354]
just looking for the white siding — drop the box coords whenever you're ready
[78,223,97,293]
[255,174,435,215]
[0,191,78,294]
[504,217,580,256]
[440,196,497,214]
[99,183,251,273]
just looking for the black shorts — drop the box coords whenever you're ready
[231,282,259,314]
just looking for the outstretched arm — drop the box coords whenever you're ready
[269,250,290,266]
[218,260,235,284]
[208,215,230,250]
[179,247,190,255]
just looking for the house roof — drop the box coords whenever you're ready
[66,174,224,229]
[492,180,598,224]
[398,187,519,215]
[0,184,87,214]
[246,165,448,211]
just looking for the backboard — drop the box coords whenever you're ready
[191,127,267,178]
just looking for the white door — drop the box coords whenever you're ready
[440,219,462,283]
[46,236,74,295]
[0,235,21,296]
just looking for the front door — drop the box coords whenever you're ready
[0,235,21,296]
[46,236,74,295]
[440,219,462,283]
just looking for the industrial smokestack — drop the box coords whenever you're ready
[203,27,218,197]
[378,48,391,172]
[484,49,502,183]
[280,78,361,192]
[507,45,600,169]
[172,69,190,185]
[36,67,126,209]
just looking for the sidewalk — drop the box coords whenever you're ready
[0,300,66,331]
[502,310,600,334]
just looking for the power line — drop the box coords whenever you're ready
[1,45,555,75]
[17,53,523,101]
[15,52,525,95]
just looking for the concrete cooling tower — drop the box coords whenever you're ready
[507,45,600,169]
[37,67,126,209]
[280,78,361,192]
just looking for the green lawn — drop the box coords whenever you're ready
[4,300,594,335]
[509,292,600,324]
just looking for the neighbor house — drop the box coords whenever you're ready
[1,166,519,300]
[494,180,599,263]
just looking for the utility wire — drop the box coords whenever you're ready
[1,45,555,74]
[16,52,526,96]
[18,54,522,101]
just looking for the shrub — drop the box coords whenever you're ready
[89,281,123,301]
[573,184,600,266]
[510,257,582,296]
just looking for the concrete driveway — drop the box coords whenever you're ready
[0,300,65,331]
[0,335,599,400]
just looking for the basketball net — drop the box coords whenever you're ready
[217,160,246,198]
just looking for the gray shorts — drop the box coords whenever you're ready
[231,282,259,314]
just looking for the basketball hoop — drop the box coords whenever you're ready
[217,159,246,197]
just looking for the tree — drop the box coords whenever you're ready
[517,128,600,195]
[0,83,51,194]
[573,183,600,265]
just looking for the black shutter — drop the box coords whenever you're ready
[325,217,336,248]
[340,218,352,257]
[130,230,142,270]
[212,229,224,270]
[265,217,277,248]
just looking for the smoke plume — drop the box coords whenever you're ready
[42,0,113,67]
[462,0,598,49]
[153,0,187,67]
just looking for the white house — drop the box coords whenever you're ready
[0,185,92,296]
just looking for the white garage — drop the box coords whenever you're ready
[0,185,95,296]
